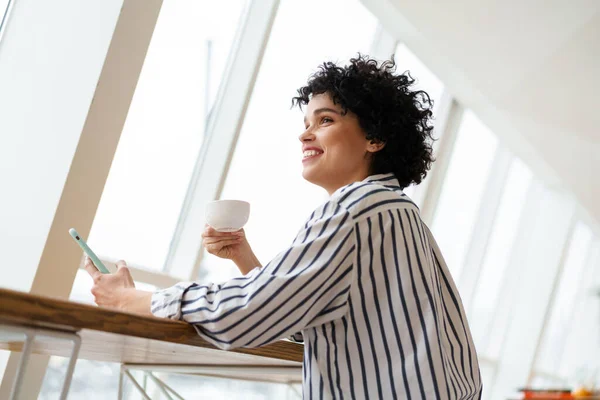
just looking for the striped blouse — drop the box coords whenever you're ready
[151,173,482,399]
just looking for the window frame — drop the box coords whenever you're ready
[162,0,281,281]
[0,0,15,45]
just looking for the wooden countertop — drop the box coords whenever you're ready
[0,288,303,383]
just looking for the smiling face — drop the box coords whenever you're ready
[300,93,383,195]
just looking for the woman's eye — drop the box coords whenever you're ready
[321,117,333,124]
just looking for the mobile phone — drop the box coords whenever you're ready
[68,228,111,274]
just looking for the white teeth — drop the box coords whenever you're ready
[303,150,322,158]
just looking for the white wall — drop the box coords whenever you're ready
[0,0,123,291]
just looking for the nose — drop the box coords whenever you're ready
[298,127,315,143]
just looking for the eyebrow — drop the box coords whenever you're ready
[303,107,340,124]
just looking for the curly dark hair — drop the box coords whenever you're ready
[292,54,435,189]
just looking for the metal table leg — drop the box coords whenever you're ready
[60,332,81,400]
[9,332,34,400]
[145,372,176,400]
[123,370,152,400]
[118,365,125,400]
[148,372,186,400]
[121,363,303,400]
[1,324,82,400]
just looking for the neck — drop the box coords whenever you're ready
[324,171,372,196]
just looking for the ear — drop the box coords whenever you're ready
[366,140,385,153]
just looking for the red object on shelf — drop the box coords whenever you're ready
[521,391,573,399]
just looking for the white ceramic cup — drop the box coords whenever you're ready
[205,200,250,232]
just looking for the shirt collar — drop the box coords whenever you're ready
[363,173,401,188]
[331,173,403,199]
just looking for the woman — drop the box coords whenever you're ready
[86,55,482,399]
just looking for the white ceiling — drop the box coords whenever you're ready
[363,0,600,226]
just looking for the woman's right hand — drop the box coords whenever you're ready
[201,225,261,274]
[202,225,246,260]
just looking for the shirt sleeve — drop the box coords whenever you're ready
[151,201,355,350]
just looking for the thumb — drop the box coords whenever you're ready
[116,260,134,286]
[116,259,128,274]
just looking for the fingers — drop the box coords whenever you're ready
[87,258,135,308]
[203,234,243,244]
[205,239,241,255]
[202,225,244,239]
[202,226,244,246]
[206,238,241,248]
[83,256,101,281]
[203,237,242,254]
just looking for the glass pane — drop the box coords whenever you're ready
[0,347,17,386]
[40,358,121,400]
[89,0,246,271]
[469,157,533,355]
[431,110,498,279]
[165,373,301,399]
[402,183,416,200]
[200,0,378,282]
[394,43,444,113]
[535,221,593,373]
[393,44,444,203]
[558,241,600,378]
[479,361,496,400]
[485,183,565,359]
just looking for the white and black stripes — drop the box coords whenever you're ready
[151,173,482,399]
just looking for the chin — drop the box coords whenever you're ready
[302,168,321,187]
[302,168,314,183]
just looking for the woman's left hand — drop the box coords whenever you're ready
[84,257,136,311]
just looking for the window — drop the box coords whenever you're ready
[164,374,301,399]
[431,110,498,279]
[40,361,302,399]
[558,240,600,379]
[393,43,444,201]
[534,222,594,374]
[469,157,533,356]
[40,358,121,400]
[200,0,378,282]
[88,0,247,271]
[479,362,497,396]
[394,43,444,113]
